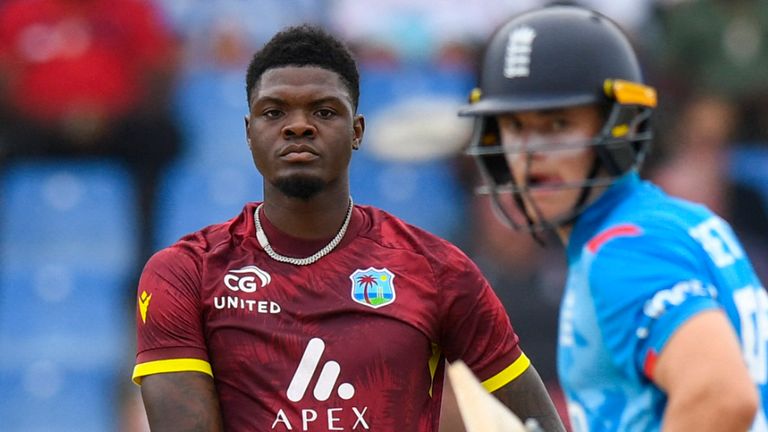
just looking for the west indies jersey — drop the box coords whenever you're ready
[133,203,528,431]
[560,172,768,431]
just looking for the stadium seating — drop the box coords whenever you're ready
[153,159,264,250]
[0,159,138,432]
[349,65,474,240]
[173,69,251,165]
[350,151,468,240]
[0,366,118,432]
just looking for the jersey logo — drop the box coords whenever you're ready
[504,26,536,78]
[637,279,717,339]
[139,290,152,324]
[224,265,271,293]
[275,338,370,429]
[350,267,396,309]
[287,338,355,402]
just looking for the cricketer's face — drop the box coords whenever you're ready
[497,104,605,225]
[245,66,364,200]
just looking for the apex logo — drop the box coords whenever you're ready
[273,338,370,430]
[287,338,355,402]
[224,265,271,293]
[504,25,536,79]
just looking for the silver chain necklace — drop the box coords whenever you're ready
[254,197,354,266]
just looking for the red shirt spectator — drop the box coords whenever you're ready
[0,0,176,122]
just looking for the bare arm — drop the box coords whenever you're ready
[140,372,224,432]
[492,365,565,432]
[653,309,758,432]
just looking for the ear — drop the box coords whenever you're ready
[244,115,252,149]
[352,114,365,150]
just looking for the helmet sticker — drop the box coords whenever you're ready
[504,26,536,79]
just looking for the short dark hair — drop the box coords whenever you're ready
[245,25,360,111]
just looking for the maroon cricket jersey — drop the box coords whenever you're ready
[133,203,527,431]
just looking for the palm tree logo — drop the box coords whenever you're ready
[350,268,396,309]
[356,274,378,304]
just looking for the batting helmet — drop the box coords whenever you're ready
[460,5,657,233]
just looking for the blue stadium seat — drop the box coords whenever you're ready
[350,64,474,240]
[0,364,117,432]
[0,160,139,271]
[154,159,264,250]
[173,69,251,165]
[0,269,128,369]
[350,151,467,240]
[358,64,475,117]
[0,160,137,431]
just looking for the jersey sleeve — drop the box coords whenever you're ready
[435,246,528,392]
[132,245,211,384]
[587,227,721,380]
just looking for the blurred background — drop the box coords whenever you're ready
[0,0,766,430]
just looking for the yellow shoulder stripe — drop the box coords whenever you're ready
[481,353,531,393]
[132,358,213,385]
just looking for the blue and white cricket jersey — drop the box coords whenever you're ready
[560,172,768,432]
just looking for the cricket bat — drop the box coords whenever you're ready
[446,361,528,432]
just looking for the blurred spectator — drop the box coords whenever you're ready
[165,16,258,167]
[567,0,655,35]
[652,94,738,215]
[331,0,656,66]
[650,93,768,282]
[0,0,182,261]
[329,0,541,64]
[653,0,768,143]
[156,0,329,62]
